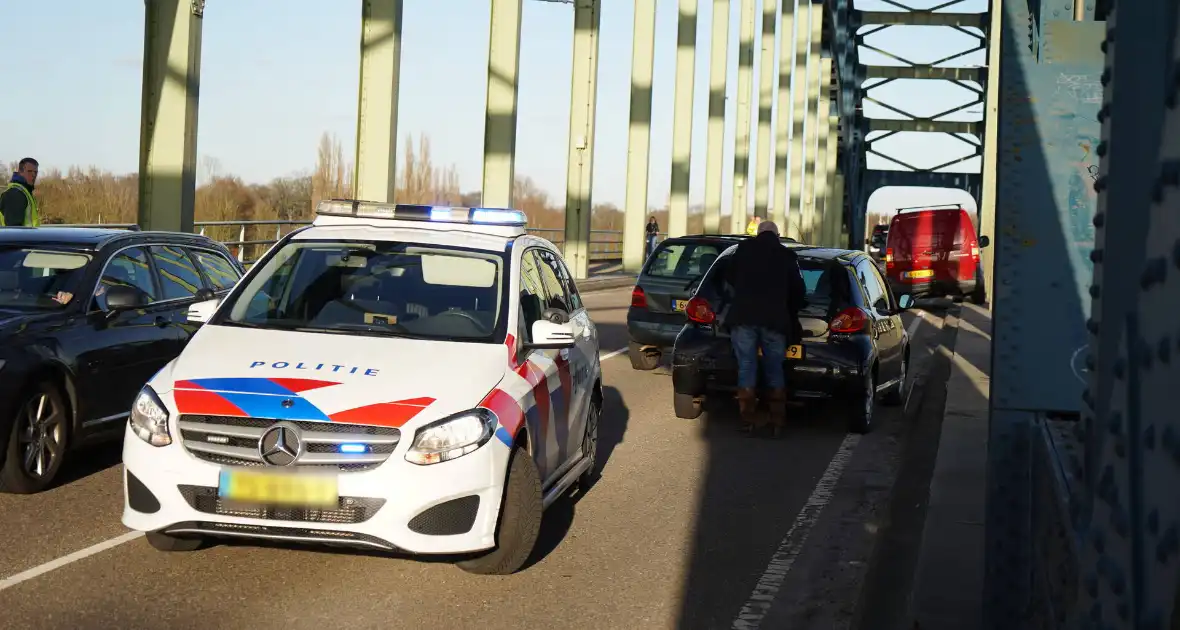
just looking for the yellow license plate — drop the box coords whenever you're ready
[905,269,934,279]
[786,344,804,360]
[218,469,338,508]
[673,299,688,312]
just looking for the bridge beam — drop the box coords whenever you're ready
[784,0,813,239]
[137,0,204,233]
[623,0,657,272]
[753,0,780,221]
[562,0,602,280]
[771,0,798,234]
[812,57,834,245]
[730,0,757,233]
[481,0,523,208]
[667,0,698,239]
[799,3,824,243]
[701,0,730,235]
[822,116,841,246]
[977,0,1002,309]
[353,0,404,204]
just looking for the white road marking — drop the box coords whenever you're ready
[731,433,862,629]
[0,531,144,593]
[1,345,635,592]
[906,311,925,339]
[599,347,628,361]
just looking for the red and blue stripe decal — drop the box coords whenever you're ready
[173,377,433,428]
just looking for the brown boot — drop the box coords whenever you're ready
[735,388,759,432]
[765,388,787,438]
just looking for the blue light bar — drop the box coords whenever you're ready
[316,200,527,227]
[339,443,367,454]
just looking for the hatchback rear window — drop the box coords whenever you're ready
[644,242,723,279]
[702,255,852,319]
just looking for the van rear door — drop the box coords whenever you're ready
[886,210,961,284]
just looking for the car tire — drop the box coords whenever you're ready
[628,341,660,371]
[846,371,876,434]
[882,352,908,406]
[969,283,987,305]
[456,446,543,576]
[0,380,70,495]
[145,531,206,552]
[673,392,703,419]
[577,401,601,490]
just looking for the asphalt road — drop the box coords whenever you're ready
[0,287,953,630]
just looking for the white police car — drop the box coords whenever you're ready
[121,200,602,575]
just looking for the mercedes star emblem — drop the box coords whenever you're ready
[259,422,302,466]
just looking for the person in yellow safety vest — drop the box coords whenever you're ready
[745,215,760,236]
[1,157,41,227]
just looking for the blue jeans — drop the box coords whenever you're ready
[731,326,787,390]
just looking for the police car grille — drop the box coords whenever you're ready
[177,415,400,472]
[177,485,384,525]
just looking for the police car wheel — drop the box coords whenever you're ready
[577,402,601,490]
[456,446,542,575]
[0,380,70,495]
[145,531,206,552]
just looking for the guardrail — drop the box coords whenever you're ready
[57,220,630,266]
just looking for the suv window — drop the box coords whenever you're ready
[644,242,722,279]
[190,248,240,291]
[151,245,203,300]
[95,246,157,308]
[222,240,504,341]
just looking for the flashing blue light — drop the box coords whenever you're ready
[430,207,453,222]
[471,208,526,225]
[339,443,368,454]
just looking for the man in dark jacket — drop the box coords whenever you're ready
[1,158,41,227]
[724,220,806,436]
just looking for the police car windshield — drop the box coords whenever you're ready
[0,246,92,311]
[220,240,504,341]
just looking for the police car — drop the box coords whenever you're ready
[121,200,603,575]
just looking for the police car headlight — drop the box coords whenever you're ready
[405,409,496,466]
[129,386,172,447]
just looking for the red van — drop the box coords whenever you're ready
[883,205,987,303]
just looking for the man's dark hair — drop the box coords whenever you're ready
[17,157,38,169]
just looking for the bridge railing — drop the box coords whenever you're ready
[57,220,627,266]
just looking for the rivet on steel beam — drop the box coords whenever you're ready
[1090,248,1104,263]
[1096,140,1108,157]
[1092,211,1106,228]
[1100,68,1112,86]
[1094,176,1108,193]
[1097,104,1110,122]
[1086,317,1100,333]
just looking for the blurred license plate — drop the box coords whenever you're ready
[673,299,688,312]
[786,345,804,360]
[904,269,934,279]
[218,469,338,508]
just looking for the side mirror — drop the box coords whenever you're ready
[897,294,915,310]
[527,320,576,350]
[102,285,143,312]
[978,235,990,248]
[186,298,221,323]
[195,287,216,302]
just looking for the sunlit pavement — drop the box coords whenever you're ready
[0,288,955,630]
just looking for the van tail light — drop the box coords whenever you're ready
[970,243,980,262]
[631,286,647,309]
[685,296,716,324]
[885,248,894,270]
[830,307,869,334]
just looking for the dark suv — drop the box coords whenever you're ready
[0,227,244,493]
[670,245,914,434]
[626,235,748,370]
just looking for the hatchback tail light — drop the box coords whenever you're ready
[631,286,647,309]
[830,307,869,334]
[685,296,715,324]
[885,248,894,270]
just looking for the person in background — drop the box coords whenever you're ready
[745,215,760,236]
[724,220,806,437]
[1,158,41,227]
[645,216,659,260]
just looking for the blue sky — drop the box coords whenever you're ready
[3,0,987,218]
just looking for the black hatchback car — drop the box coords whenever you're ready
[670,245,914,433]
[0,227,244,493]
